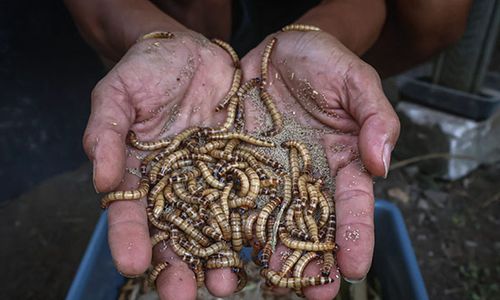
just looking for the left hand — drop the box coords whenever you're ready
[241,29,400,300]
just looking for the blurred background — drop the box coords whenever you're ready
[1,0,499,299]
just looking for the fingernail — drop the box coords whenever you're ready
[92,161,100,193]
[382,143,393,178]
[344,276,366,284]
[118,270,142,279]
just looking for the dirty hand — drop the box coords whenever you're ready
[82,31,243,299]
[241,30,400,299]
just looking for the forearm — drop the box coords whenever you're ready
[64,0,187,63]
[296,0,386,55]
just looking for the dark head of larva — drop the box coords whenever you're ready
[231,267,240,273]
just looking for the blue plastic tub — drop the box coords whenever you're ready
[66,200,429,300]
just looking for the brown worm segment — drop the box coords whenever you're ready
[150,148,190,183]
[281,24,321,32]
[179,238,228,257]
[153,126,201,163]
[209,201,232,241]
[230,212,244,252]
[282,140,312,174]
[196,161,226,189]
[260,90,284,136]
[151,231,171,247]
[256,196,282,245]
[260,37,276,88]
[127,131,171,151]
[101,178,149,209]
[321,251,335,277]
[147,261,169,286]
[209,132,275,147]
[292,251,321,296]
[279,249,303,276]
[260,269,333,289]
[216,69,242,112]
[279,227,336,251]
[211,38,240,68]
[164,212,210,246]
[243,211,259,245]
[220,183,233,219]
[190,140,227,155]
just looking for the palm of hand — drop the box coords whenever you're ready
[240,31,398,299]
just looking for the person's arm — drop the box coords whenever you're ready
[296,0,387,55]
[64,0,187,63]
[363,0,473,78]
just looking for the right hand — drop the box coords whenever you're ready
[83,31,240,299]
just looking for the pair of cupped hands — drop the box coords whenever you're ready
[83,28,399,300]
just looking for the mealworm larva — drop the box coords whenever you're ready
[170,200,199,220]
[151,149,190,183]
[192,261,205,287]
[127,131,171,151]
[148,173,172,203]
[306,183,319,214]
[153,190,166,218]
[317,190,330,229]
[197,161,225,189]
[101,178,149,208]
[147,206,170,231]
[232,149,267,179]
[321,251,335,276]
[209,149,243,162]
[237,144,284,170]
[256,196,282,245]
[286,206,310,240]
[179,238,228,257]
[211,38,240,68]
[169,229,192,257]
[243,211,259,245]
[325,210,336,243]
[279,227,336,251]
[210,202,232,241]
[260,177,281,188]
[289,147,300,192]
[164,212,210,246]
[206,251,243,269]
[209,132,275,147]
[216,69,242,111]
[294,201,308,234]
[140,149,161,176]
[153,126,201,163]
[292,251,320,296]
[140,31,175,40]
[202,189,221,206]
[151,231,170,247]
[148,261,169,286]
[279,249,303,276]
[229,167,250,196]
[237,78,261,99]
[235,99,245,131]
[282,140,312,174]
[260,269,333,289]
[186,178,199,195]
[260,37,276,87]
[191,140,227,154]
[220,183,233,219]
[281,24,321,32]
[304,212,319,242]
[260,90,284,136]
[217,162,249,178]
[244,167,261,200]
[230,212,244,252]
[260,242,273,268]
[202,224,224,241]
[223,138,240,155]
[297,173,314,205]
[227,196,255,209]
[235,268,248,292]
[220,96,239,131]
[169,168,201,184]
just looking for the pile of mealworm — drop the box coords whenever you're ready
[101,24,337,297]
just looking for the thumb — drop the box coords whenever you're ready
[344,66,400,177]
[83,80,135,192]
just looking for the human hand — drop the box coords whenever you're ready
[241,29,400,299]
[83,31,244,299]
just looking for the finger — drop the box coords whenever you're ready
[302,258,341,300]
[108,166,151,276]
[153,243,197,300]
[83,81,134,192]
[205,268,238,297]
[333,159,375,281]
[343,65,400,177]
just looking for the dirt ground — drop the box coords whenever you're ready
[1,149,499,299]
